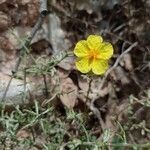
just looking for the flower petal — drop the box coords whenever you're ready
[74,40,89,57]
[87,35,103,50]
[99,42,113,60]
[75,57,91,73]
[92,59,108,75]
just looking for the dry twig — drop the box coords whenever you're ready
[86,42,138,131]
[99,42,138,89]
[2,0,48,101]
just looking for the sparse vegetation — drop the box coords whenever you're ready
[0,0,150,149]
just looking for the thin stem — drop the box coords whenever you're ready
[86,77,93,102]
[23,68,27,103]
[43,74,49,98]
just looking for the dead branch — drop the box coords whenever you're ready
[2,0,48,101]
[86,42,138,132]
[99,42,138,90]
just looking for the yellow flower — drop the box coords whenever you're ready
[74,35,113,75]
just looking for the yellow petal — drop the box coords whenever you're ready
[74,40,89,57]
[92,59,108,75]
[87,35,103,50]
[75,57,91,73]
[99,42,113,60]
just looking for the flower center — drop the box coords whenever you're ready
[88,50,99,63]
